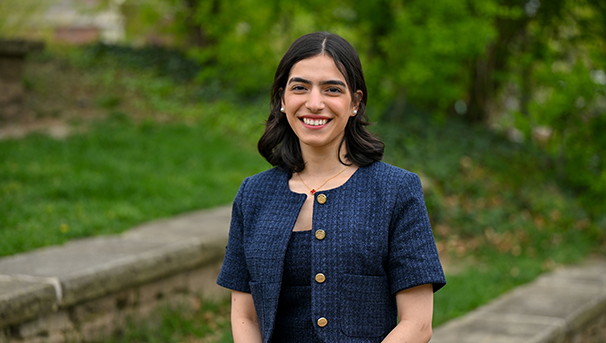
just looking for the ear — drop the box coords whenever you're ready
[351,90,363,116]
[279,88,285,108]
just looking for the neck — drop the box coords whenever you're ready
[299,141,351,177]
[291,140,358,195]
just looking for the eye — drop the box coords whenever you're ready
[291,85,307,92]
[326,87,343,94]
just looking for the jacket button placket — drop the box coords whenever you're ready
[317,317,328,327]
[315,229,326,240]
[315,273,326,283]
[314,193,329,329]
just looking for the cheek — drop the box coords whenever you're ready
[286,113,300,129]
[284,96,301,111]
[334,100,353,114]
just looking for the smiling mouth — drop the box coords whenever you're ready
[302,118,330,126]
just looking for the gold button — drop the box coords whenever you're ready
[315,229,326,240]
[317,317,328,327]
[317,193,327,204]
[315,273,326,283]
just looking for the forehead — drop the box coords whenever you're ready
[289,54,347,81]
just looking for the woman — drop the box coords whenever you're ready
[217,32,446,343]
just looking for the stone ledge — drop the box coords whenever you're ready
[431,258,606,343]
[0,206,231,328]
[0,279,57,327]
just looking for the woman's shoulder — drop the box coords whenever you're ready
[245,166,287,184]
[237,166,289,194]
[364,161,421,184]
[357,161,425,200]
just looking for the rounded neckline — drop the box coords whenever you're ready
[292,230,312,234]
[286,164,363,196]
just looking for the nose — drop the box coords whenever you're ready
[306,88,324,113]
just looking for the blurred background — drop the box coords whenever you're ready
[1,0,605,341]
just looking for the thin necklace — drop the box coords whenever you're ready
[297,165,350,195]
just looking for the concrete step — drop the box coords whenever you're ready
[431,258,606,343]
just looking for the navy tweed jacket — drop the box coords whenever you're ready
[217,161,446,342]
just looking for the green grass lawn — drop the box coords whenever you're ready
[1,46,270,256]
[1,45,604,341]
[0,117,268,256]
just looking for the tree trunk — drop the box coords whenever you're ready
[184,0,219,48]
[466,12,530,124]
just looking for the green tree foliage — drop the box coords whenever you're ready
[184,0,360,96]
[504,0,606,216]
[0,0,53,39]
[97,0,606,219]
[375,0,497,117]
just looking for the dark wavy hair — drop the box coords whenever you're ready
[258,32,384,173]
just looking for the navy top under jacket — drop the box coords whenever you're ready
[217,161,446,342]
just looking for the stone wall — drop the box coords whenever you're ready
[0,207,231,343]
[564,306,606,343]
[3,263,226,343]
[54,26,100,45]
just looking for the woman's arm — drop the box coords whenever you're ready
[382,284,434,343]
[231,290,263,343]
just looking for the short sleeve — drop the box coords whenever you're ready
[216,178,252,293]
[388,172,446,294]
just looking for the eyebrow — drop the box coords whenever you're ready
[288,77,347,87]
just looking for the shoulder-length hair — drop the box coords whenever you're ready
[258,31,384,173]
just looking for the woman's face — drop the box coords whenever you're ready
[282,54,361,152]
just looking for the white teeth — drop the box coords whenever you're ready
[303,118,328,126]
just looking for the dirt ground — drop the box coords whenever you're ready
[0,56,108,140]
